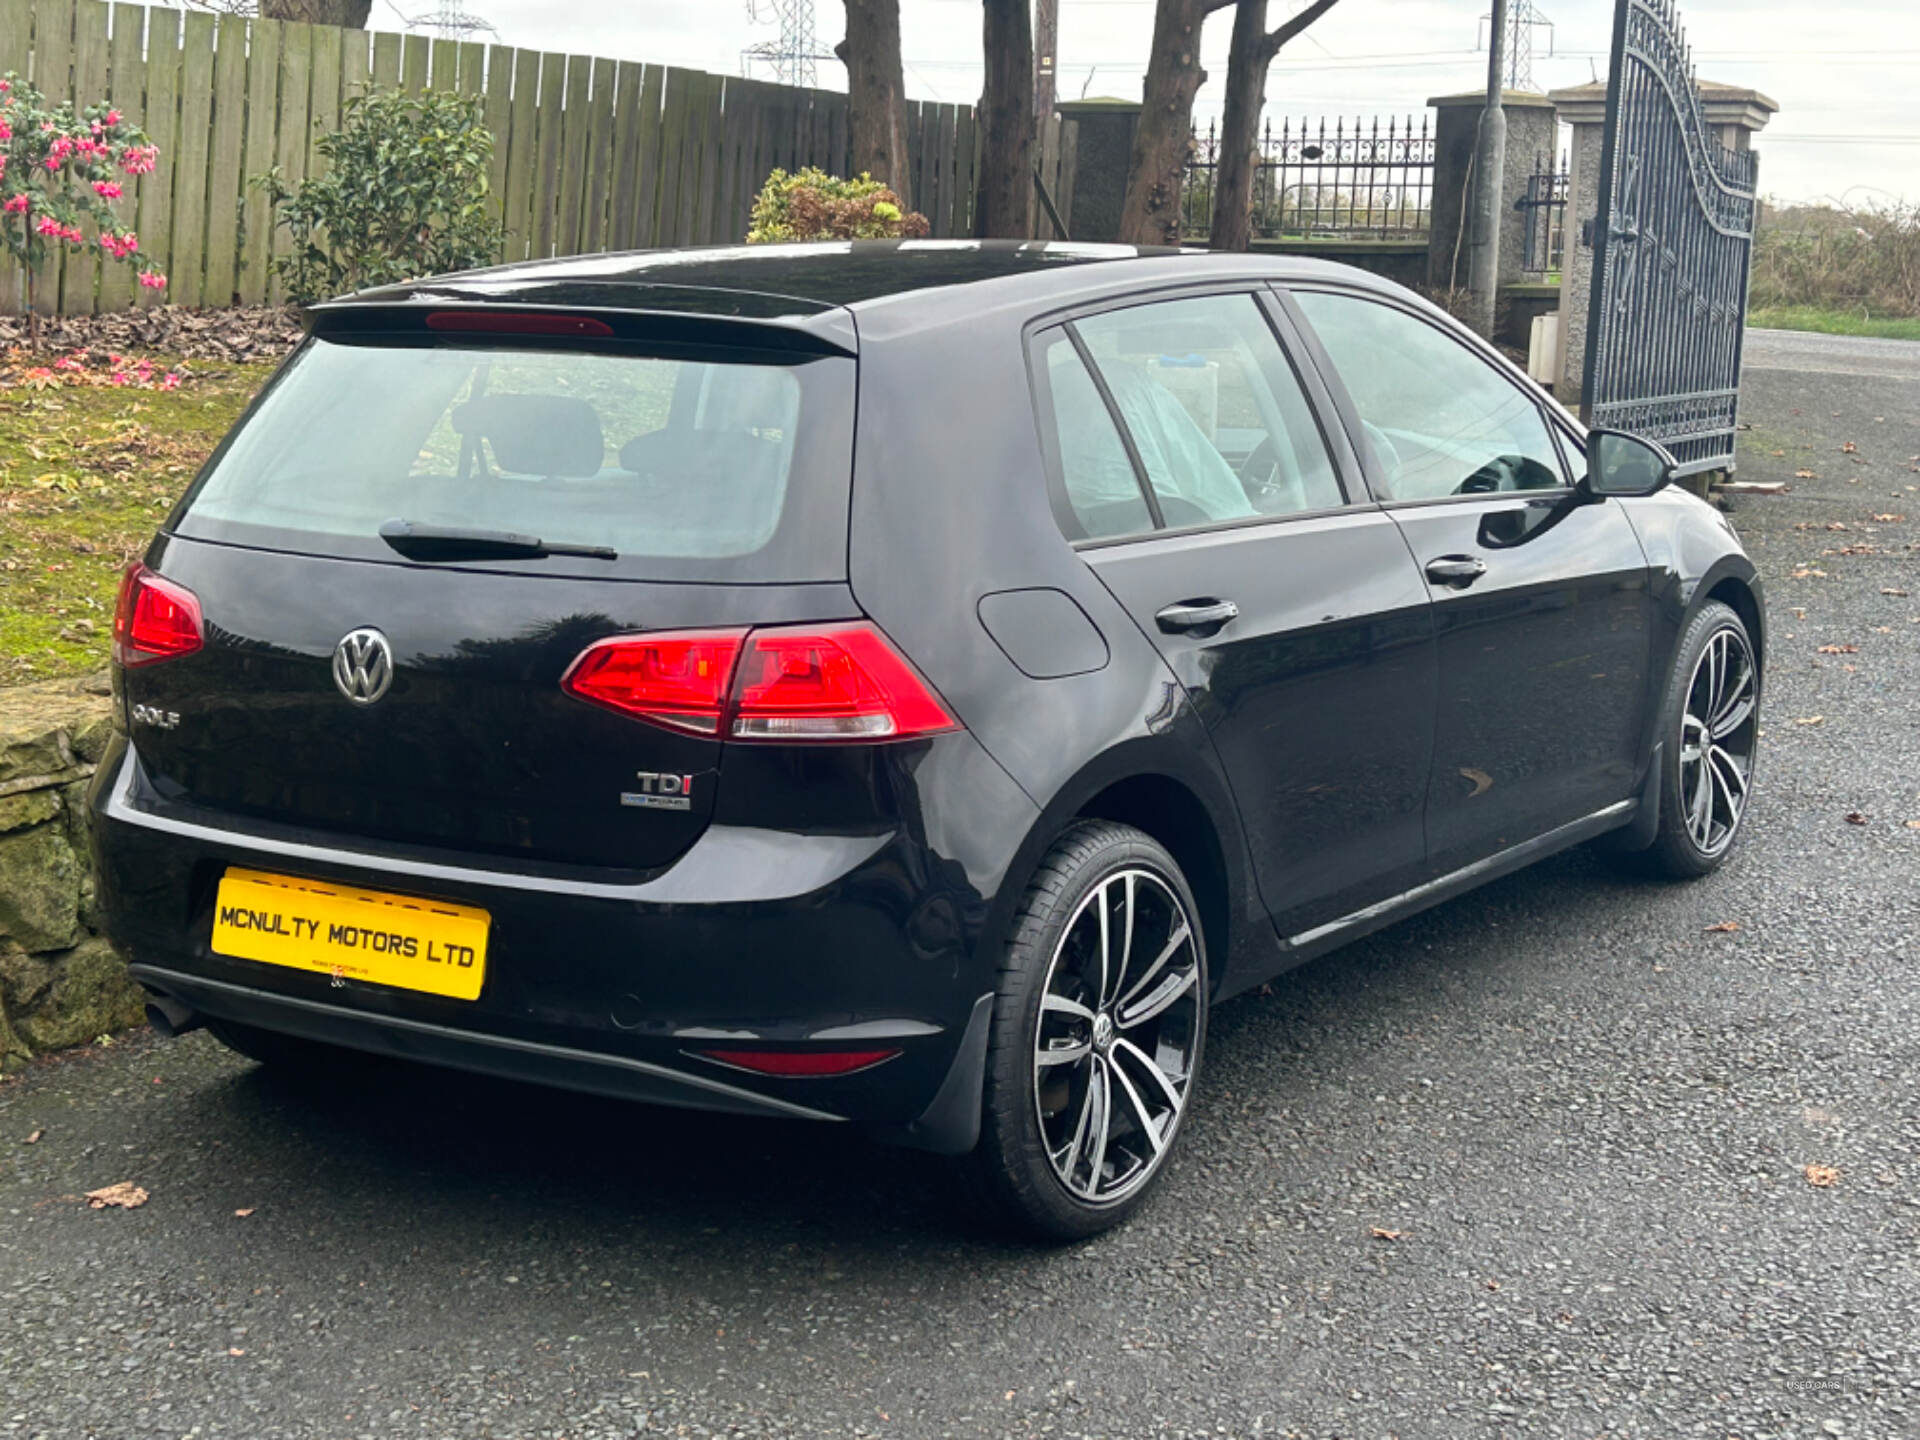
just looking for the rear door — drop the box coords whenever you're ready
[1031,290,1437,943]
[1284,286,1655,877]
[130,317,858,873]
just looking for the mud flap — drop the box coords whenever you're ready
[878,992,993,1155]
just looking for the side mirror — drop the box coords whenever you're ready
[1580,429,1677,499]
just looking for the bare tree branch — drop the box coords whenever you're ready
[1261,0,1345,61]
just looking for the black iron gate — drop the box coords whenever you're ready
[1516,154,1569,276]
[1583,0,1757,474]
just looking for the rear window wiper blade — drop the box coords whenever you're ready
[378,519,617,562]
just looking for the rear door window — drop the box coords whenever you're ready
[1073,294,1345,525]
[1034,332,1157,541]
[174,336,856,582]
[1029,292,1349,544]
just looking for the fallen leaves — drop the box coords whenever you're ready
[1789,568,1827,579]
[1803,1163,1840,1189]
[1815,644,1858,654]
[1369,1226,1406,1242]
[1906,819,1920,831]
[0,308,303,365]
[234,1207,255,1218]
[1793,469,1818,480]
[23,1129,44,1145]
[1840,441,1858,454]
[1845,812,1869,826]
[1703,921,1741,934]
[1871,513,1906,523]
[85,1182,148,1210]
[1882,588,1911,598]
[1793,716,1826,726]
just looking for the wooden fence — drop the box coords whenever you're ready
[0,0,1064,317]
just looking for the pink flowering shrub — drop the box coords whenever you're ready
[0,72,166,339]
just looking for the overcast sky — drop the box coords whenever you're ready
[434,1,1915,207]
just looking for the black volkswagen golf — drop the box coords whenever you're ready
[92,241,1763,1239]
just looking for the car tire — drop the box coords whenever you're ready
[962,820,1209,1242]
[1614,599,1760,879]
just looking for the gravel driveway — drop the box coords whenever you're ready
[4,328,1917,1440]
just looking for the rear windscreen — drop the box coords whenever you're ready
[174,335,856,581]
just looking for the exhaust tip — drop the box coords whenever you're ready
[144,994,202,1039]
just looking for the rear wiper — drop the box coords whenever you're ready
[378,519,617,562]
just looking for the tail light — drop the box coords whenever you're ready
[563,621,958,742]
[731,624,957,740]
[112,564,203,667]
[698,1048,900,1077]
[562,630,745,735]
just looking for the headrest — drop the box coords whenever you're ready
[618,427,777,476]
[453,394,604,477]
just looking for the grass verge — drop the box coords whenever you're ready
[0,354,274,685]
[1747,306,1920,342]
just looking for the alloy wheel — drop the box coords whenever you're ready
[1678,625,1758,857]
[1032,868,1202,1206]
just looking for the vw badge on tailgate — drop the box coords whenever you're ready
[332,628,394,705]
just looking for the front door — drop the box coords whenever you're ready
[1029,292,1437,948]
[1286,287,1654,878]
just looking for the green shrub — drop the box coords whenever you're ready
[746,167,930,243]
[1751,201,1920,320]
[254,86,502,305]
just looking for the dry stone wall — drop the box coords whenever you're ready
[0,674,146,1073]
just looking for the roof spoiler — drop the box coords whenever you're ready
[306,296,857,358]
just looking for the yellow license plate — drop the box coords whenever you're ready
[211,867,489,1001]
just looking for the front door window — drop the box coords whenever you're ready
[1292,290,1566,502]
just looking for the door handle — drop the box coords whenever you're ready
[1424,555,1488,589]
[1155,599,1239,636]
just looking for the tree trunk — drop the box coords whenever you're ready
[838,0,913,210]
[1208,0,1347,251]
[259,0,373,24]
[975,0,1035,238]
[1119,0,1213,247]
[1209,0,1267,251]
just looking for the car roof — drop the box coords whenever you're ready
[332,240,1397,324]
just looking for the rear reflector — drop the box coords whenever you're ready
[563,622,958,743]
[425,310,616,337]
[112,564,203,667]
[699,1048,900,1077]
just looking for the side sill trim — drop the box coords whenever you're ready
[1287,798,1637,950]
[131,965,846,1125]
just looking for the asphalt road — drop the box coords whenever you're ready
[4,327,1918,1440]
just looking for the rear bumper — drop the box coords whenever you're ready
[90,733,1037,1153]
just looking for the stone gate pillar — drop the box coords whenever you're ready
[1053,98,1142,244]
[1426,90,1560,298]
[1549,80,1778,403]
